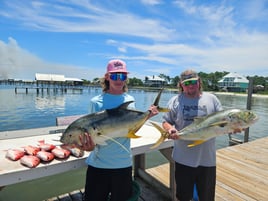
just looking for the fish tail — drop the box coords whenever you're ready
[153,88,169,112]
[150,122,170,149]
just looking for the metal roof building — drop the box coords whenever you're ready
[144,75,166,87]
[35,73,65,82]
[218,72,249,92]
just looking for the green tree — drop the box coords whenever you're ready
[128,77,143,86]
[170,76,180,87]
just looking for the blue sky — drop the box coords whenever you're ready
[0,0,267,81]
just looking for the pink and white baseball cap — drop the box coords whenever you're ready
[106,59,128,73]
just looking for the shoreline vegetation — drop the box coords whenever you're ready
[213,91,268,98]
[128,86,268,98]
[1,83,268,98]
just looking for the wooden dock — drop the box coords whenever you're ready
[45,136,268,201]
[215,136,268,201]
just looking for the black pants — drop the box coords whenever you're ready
[84,165,132,201]
[175,162,216,201]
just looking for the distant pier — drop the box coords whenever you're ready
[14,86,84,94]
[1,78,88,94]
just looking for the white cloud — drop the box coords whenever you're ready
[140,0,163,6]
[0,0,267,78]
[0,38,101,80]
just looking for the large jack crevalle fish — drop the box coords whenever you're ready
[151,108,258,149]
[60,88,168,148]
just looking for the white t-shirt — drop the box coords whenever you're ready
[163,92,222,167]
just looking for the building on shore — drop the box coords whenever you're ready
[144,75,166,87]
[218,72,249,92]
[35,73,83,86]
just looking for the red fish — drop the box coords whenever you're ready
[20,155,40,168]
[37,151,55,162]
[67,147,84,158]
[61,145,84,157]
[5,149,25,161]
[52,147,71,159]
[37,140,56,151]
[24,145,41,156]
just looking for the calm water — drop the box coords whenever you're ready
[0,87,267,201]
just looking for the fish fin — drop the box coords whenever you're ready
[153,88,164,106]
[187,140,205,147]
[127,131,141,138]
[209,121,228,127]
[94,136,108,145]
[150,122,170,149]
[38,139,45,145]
[193,117,205,123]
[106,101,135,115]
[157,107,170,113]
[118,101,135,109]
[97,135,130,153]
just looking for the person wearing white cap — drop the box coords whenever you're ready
[162,69,223,201]
[79,59,159,201]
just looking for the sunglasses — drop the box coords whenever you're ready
[109,73,127,81]
[182,80,198,86]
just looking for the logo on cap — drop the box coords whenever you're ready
[113,61,124,69]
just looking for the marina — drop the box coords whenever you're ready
[0,87,268,201]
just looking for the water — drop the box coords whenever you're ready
[0,87,267,201]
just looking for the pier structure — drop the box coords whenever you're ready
[14,85,84,94]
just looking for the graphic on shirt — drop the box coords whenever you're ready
[183,105,208,122]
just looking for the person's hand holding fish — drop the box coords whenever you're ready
[147,105,159,119]
[78,133,95,151]
[167,127,179,140]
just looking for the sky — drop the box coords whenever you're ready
[0,0,268,81]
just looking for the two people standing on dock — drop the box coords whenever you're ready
[162,69,223,201]
[78,59,159,201]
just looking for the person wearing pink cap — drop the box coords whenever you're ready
[162,69,223,201]
[79,59,159,201]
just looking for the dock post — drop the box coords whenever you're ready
[244,77,253,142]
[133,154,145,177]
[229,78,253,145]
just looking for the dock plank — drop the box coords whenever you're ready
[145,163,170,187]
[215,137,268,201]
[145,137,268,201]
